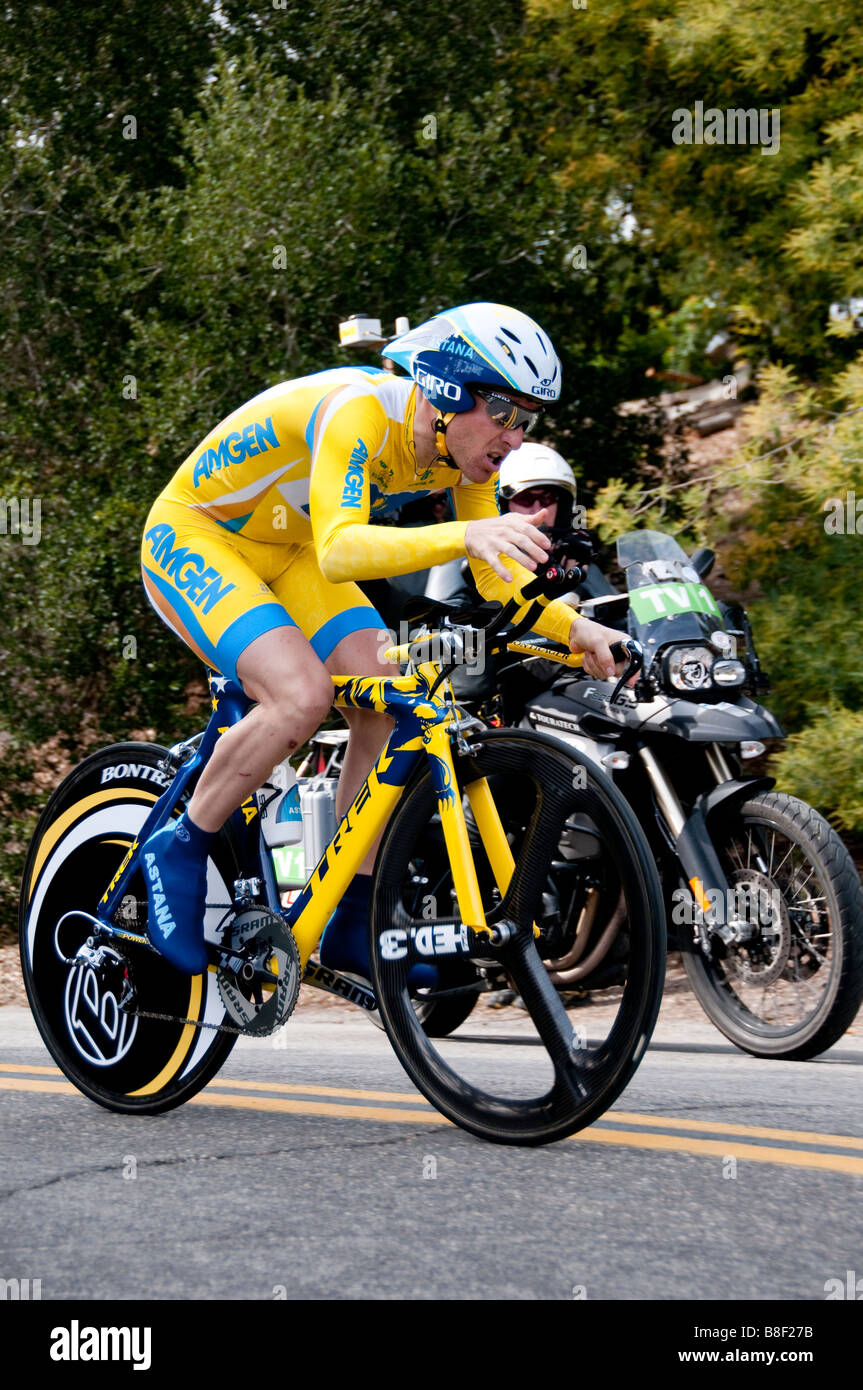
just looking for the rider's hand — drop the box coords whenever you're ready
[569,615,629,681]
[465,507,553,582]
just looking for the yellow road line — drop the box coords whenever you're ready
[193,1076,432,1104]
[0,1063,60,1075]
[189,1091,448,1124]
[1,1073,861,1173]
[3,1065,863,1151]
[611,1110,863,1151]
[182,1095,863,1173]
[0,1064,429,1105]
[570,1127,863,1176]
[0,1078,73,1095]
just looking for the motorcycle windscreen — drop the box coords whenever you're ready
[616,529,724,649]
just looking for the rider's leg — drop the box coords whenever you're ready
[318,628,435,986]
[143,628,333,974]
[325,626,394,871]
[189,627,334,831]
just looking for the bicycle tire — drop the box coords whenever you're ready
[20,742,241,1114]
[370,729,666,1145]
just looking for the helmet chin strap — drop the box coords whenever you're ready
[433,412,459,467]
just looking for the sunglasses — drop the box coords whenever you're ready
[472,388,542,434]
[508,487,561,509]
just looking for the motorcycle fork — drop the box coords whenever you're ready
[637,744,735,933]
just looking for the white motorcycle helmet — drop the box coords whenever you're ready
[498,442,577,528]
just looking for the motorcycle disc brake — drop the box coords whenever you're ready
[725,868,790,987]
[217,907,301,1037]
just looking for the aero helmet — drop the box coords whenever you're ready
[383,303,562,460]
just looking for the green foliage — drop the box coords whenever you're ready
[590,353,863,828]
[785,112,863,317]
[716,365,863,731]
[2,0,863,936]
[527,0,863,375]
[772,709,863,834]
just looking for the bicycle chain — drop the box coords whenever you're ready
[123,902,295,1037]
[129,1005,255,1037]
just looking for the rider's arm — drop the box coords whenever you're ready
[452,482,578,646]
[310,393,469,581]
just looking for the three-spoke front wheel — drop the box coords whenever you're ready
[370,731,666,1146]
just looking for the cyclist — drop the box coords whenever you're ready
[139,302,630,979]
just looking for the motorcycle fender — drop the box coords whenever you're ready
[695,776,775,827]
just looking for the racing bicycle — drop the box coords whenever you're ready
[20,569,665,1146]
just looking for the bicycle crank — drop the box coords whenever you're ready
[217,908,301,1036]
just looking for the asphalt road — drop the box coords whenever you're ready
[1,1000,862,1302]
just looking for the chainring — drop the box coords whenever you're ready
[217,907,301,1037]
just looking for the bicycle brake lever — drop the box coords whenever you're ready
[608,638,645,705]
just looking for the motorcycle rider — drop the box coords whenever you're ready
[499,442,579,532]
[426,440,584,664]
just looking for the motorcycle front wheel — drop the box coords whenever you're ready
[682,791,863,1059]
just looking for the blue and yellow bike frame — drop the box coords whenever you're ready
[95,651,535,969]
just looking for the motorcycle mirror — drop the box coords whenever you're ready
[690,547,716,579]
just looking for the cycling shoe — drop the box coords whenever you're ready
[321,874,438,989]
[142,813,212,975]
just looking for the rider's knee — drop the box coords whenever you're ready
[277,671,333,728]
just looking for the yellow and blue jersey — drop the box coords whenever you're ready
[141,367,576,682]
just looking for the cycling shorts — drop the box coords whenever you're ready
[140,499,387,684]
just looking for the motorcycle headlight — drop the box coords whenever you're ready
[713,659,746,687]
[665,645,714,691]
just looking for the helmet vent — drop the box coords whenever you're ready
[501,327,521,342]
[523,355,539,378]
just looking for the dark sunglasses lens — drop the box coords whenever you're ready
[479,397,514,427]
[524,489,557,507]
[479,392,540,432]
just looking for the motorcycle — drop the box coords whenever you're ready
[282,528,863,1058]
[422,528,863,1057]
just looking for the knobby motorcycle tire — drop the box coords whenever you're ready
[682,791,863,1060]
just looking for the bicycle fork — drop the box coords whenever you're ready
[422,718,524,943]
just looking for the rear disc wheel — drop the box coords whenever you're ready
[20,743,241,1113]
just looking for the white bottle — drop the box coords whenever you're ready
[256,761,304,848]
